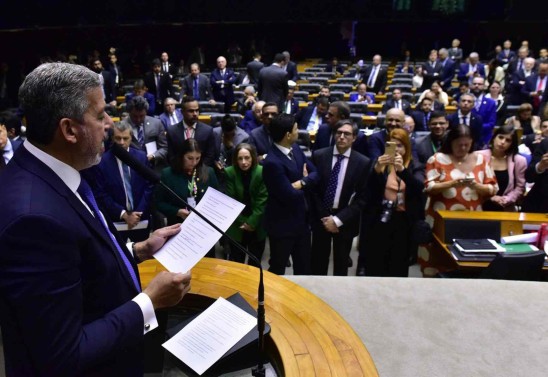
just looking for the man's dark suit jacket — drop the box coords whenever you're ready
[521,74,546,110]
[410,110,432,132]
[180,73,213,101]
[296,105,326,130]
[457,63,486,83]
[159,109,184,131]
[310,147,371,238]
[283,97,300,115]
[362,65,388,94]
[415,133,444,167]
[382,99,411,115]
[439,59,456,90]
[285,61,299,81]
[100,70,116,103]
[246,59,264,84]
[92,147,154,223]
[262,144,318,237]
[523,138,548,213]
[144,71,174,105]
[210,68,237,106]
[240,110,262,134]
[312,124,368,156]
[366,129,420,161]
[421,61,443,90]
[447,112,484,150]
[166,121,216,167]
[258,64,289,109]
[497,50,516,65]
[0,146,144,376]
[248,125,272,157]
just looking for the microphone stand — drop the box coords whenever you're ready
[158,182,266,377]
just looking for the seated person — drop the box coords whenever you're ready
[326,57,345,75]
[349,83,375,104]
[504,102,541,135]
[417,80,449,107]
[125,79,155,116]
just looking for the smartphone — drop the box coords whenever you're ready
[385,141,396,158]
[462,177,474,183]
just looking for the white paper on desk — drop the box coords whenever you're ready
[145,141,157,155]
[500,232,538,244]
[162,297,256,375]
[154,187,245,273]
[113,220,149,231]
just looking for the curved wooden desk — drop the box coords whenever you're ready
[139,258,378,376]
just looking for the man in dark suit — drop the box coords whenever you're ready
[121,96,168,170]
[282,51,299,81]
[159,97,184,131]
[210,56,237,113]
[92,122,154,242]
[410,97,434,132]
[258,53,289,110]
[213,114,249,172]
[235,85,258,115]
[262,113,319,275]
[507,57,536,105]
[415,111,448,167]
[421,49,443,91]
[296,96,329,131]
[438,48,456,91]
[240,100,265,134]
[90,58,117,108]
[0,122,22,170]
[282,87,300,115]
[248,102,279,160]
[382,88,411,115]
[497,40,516,65]
[523,138,548,213]
[521,61,548,113]
[457,52,486,84]
[506,46,529,81]
[246,52,264,85]
[470,77,497,146]
[362,54,388,94]
[447,93,484,150]
[366,108,407,161]
[166,96,216,167]
[0,62,190,376]
[180,63,215,103]
[313,101,368,156]
[160,51,177,77]
[310,120,371,276]
[522,119,548,152]
[326,57,345,75]
[144,59,175,116]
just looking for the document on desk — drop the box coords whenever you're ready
[154,187,245,273]
[162,297,256,375]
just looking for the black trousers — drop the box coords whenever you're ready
[311,225,354,276]
[360,211,410,277]
[268,232,311,275]
[228,231,266,268]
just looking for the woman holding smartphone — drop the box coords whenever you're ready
[359,128,424,277]
[422,125,498,276]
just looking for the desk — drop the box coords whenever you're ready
[139,258,378,376]
[431,210,548,271]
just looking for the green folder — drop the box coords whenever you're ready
[498,243,540,253]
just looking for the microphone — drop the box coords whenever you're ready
[111,143,267,376]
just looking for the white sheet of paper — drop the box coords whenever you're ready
[162,297,256,375]
[145,141,157,155]
[113,220,149,231]
[154,187,245,273]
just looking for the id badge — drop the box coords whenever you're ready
[187,197,197,208]
[397,192,405,206]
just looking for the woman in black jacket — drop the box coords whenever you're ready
[358,128,425,277]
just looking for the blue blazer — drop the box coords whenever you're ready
[457,63,486,83]
[125,92,156,116]
[92,147,154,222]
[262,144,318,237]
[248,125,272,157]
[159,109,183,131]
[0,146,144,376]
[348,92,375,104]
[210,68,237,104]
[439,58,456,90]
[296,105,326,130]
[472,96,497,145]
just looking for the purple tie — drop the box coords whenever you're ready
[78,179,141,292]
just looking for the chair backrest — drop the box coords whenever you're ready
[309,76,329,85]
[210,113,243,127]
[305,67,325,73]
[329,83,354,93]
[393,72,413,79]
[337,77,358,85]
[349,113,364,128]
[317,72,336,79]
[293,90,309,102]
[479,251,546,281]
[199,101,225,114]
[298,83,322,94]
[329,91,346,101]
[347,102,368,114]
[298,72,315,81]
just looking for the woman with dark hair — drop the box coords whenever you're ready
[485,80,508,126]
[417,80,449,106]
[224,143,268,266]
[359,128,424,277]
[505,103,541,135]
[422,124,498,276]
[478,125,527,211]
[154,138,219,225]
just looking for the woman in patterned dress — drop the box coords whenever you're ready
[421,124,498,276]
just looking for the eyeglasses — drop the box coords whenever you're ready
[430,122,447,126]
[335,131,353,138]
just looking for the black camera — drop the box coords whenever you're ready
[380,199,396,223]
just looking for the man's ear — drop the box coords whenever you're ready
[59,118,79,144]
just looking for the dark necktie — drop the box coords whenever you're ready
[137,125,144,145]
[324,154,345,210]
[0,150,6,170]
[121,163,134,211]
[77,179,141,292]
[288,150,297,167]
[193,78,199,99]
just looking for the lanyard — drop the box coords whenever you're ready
[187,170,198,197]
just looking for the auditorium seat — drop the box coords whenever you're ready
[349,113,364,128]
[329,83,353,93]
[298,83,322,94]
[309,77,329,85]
[329,91,345,101]
[347,102,368,114]
[293,90,309,102]
[316,72,336,79]
[199,101,225,114]
[337,77,358,85]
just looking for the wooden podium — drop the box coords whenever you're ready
[431,210,548,271]
[139,258,379,376]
